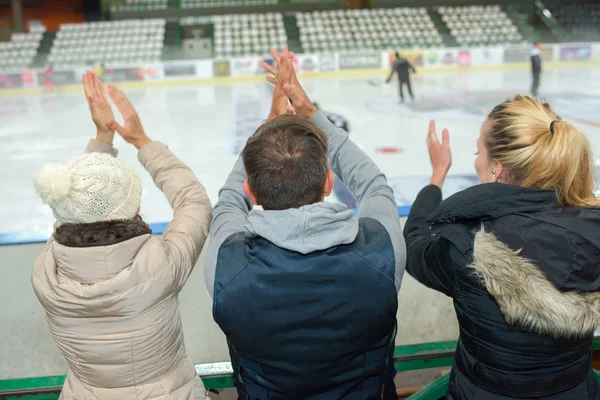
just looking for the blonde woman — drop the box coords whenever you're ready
[32,72,212,399]
[404,95,600,400]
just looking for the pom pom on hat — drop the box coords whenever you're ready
[33,163,73,205]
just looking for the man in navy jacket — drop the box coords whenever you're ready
[204,48,406,399]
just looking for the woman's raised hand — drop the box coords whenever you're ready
[427,120,452,188]
[106,85,152,150]
[83,71,115,144]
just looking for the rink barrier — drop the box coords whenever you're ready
[0,206,413,246]
[0,60,599,97]
[0,41,598,95]
[2,340,600,399]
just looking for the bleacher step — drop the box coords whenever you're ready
[283,13,302,54]
[428,8,457,48]
[33,31,55,68]
[164,20,180,48]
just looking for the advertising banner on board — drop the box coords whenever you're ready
[470,47,504,66]
[297,54,319,73]
[388,51,425,68]
[230,57,260,77]
[389,175,480,207]
[228,86,271,155]
[541,47,555,62]
[36,69,78,86]
[333,174,480,211]
[143,64,164,81]
[103,67,144,83]
[0,73,23,89]
[319,53,338,71]
[503,46,530,63]
[164,62,196,78]
[340,52,382,70]
[424,49,458,67]
[457,50,472,67]
[19,70,37,88]
[148,60,212,81]
[213,60,231,77]
[560,45,592,61]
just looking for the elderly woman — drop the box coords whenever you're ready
[405,95,600,399]
[32,72,212,399]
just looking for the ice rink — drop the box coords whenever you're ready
[2,65,600,239]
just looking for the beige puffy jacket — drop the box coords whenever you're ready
[32,140,212,399]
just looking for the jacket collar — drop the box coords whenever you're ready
[428,183,559,223]
[246,202,359,254]
[52,218,152,284]
[54,217,151,247]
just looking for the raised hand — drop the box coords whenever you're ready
[263,47,295,121]
[106,85,151,150]
[260,47,299,88]
[83,71,115,144]
[262,47,317,119]
[426,120,452,188]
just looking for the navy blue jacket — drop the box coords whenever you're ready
[205,111,406,399]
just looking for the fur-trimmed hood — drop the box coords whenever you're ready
[470,230,600,339]
[430,183,600,339]
[54,217,152,247]
[51,218,152,284]
[430,183,600,292]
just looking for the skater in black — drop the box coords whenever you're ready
[531,41,542,97]
[386,52,416,102]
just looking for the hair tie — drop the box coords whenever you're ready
[550,117,562,136]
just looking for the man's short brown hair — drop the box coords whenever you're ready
[242,115,329,210]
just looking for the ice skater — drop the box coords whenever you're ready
[531,41,542,97]
[386,52,416,102]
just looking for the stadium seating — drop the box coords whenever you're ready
[0,26,45,71]
[297,8,443,53]
[48,19,165,67]
[549,1,600,41]
[438,5,523,47]
[111,0,169,13]
[182,13,286,58]
[181,0,277,8]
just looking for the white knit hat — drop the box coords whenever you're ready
[33,153,142,224]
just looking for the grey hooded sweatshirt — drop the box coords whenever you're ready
[204,111,405,296]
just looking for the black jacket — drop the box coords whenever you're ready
[386,57,416,82]
[531,50,542,73]
[404,183,600,399]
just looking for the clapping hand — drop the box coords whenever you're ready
[106,85,152,150]
[261,47,295,121]
[426,120,452,188]
[262,47,317,119]
[83,71,115,144]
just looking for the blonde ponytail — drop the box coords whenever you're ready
[485,95,600,208]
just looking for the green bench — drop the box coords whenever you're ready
[2,340,600,400]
